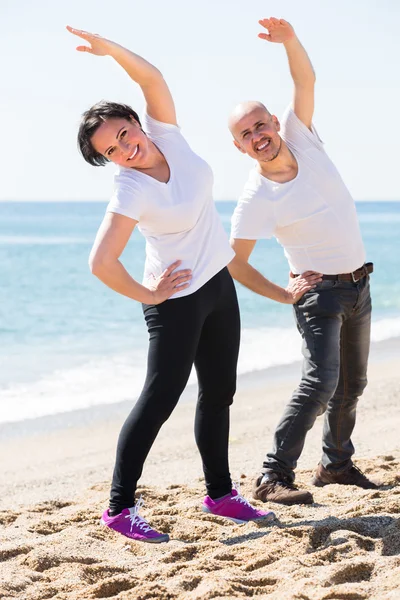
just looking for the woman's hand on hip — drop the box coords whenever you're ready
[146,261,192,305]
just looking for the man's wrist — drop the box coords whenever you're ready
[281,287,293,304]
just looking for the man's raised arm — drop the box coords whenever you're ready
[258,17,315,129]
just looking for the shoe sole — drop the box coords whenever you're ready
[310,478,378,490]
[253,494,314,505]
[100,518,169,543]
[311,477,327,488]
[202,506,275,524]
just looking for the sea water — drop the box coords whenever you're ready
[1,200,399,423]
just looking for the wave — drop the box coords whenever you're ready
[1,317,399,425]
[370,316,400,342]
[0,236,90,245]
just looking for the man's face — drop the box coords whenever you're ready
[91,117,149,168]
[231,107,282,163]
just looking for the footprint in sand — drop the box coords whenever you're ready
[22,551,98,573]
[179,575,202,591]
[29,500,72,514]
[0,544,33,561]
[0,510,20,526]
[27,520,65,535]
[162,544,199,564]
[328,561,374,585]
[89,576,138,599]
[81,564,127,585]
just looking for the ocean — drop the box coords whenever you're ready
[1,200,400,424]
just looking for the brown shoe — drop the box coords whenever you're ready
[311,463,379,489]
[253,472,314,505]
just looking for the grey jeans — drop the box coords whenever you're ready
[263,275,372,481]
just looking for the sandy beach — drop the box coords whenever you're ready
[1,343,400,600]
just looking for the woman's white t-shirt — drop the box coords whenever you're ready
[106,114,234,299]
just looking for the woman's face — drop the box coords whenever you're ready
[91,117,150,168]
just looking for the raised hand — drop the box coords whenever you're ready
[146,261,192,304]
[66,25,117,56]
[285,271,322,304]
[258,18,295,44]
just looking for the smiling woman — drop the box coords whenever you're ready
[66,25,276,543]
[77,102,143,167]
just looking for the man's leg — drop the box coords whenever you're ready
[314,278,377,488]
[254,282,345,504]
[265,285,344,476]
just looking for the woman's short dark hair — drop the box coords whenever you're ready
[78,101,142,166]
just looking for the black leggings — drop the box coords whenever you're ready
[109,267,240,513]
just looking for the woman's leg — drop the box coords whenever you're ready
[193,269,241,499]
[109,295,204,515]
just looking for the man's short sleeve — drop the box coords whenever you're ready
[231,172,275,240]
[280,105,324,153]
[106,172,143,222]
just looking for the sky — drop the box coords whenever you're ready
[1,0,399,202]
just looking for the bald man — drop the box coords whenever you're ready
[229,18,377,505]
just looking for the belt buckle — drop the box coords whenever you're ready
[351,265,367,283]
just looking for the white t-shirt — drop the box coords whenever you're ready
[107,114,234,298]
[231,107,366,275]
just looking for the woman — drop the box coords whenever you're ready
[67,26,315,544]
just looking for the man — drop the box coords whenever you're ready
[228,17,377,505]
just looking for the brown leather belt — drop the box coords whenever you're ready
[293,263,373,283]
[321,262,373,283]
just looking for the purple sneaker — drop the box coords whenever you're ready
[100,496,169,543]
[202,483,276,524]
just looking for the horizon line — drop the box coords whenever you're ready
[1,198,400,203]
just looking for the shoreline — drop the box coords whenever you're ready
[1,334,400,442]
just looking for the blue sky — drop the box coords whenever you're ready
[1,0,399,201]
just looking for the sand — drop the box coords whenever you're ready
[0,351,400,599]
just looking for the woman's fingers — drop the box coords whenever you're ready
[76,45,93,53]
[161,260,182,278]
[66,25,86,39]
[151,263,192,302]
[172,273,192,288]
[162,261,193,282]
[66,26,92,40]
[173,282,190,292]
[170,269,192,282]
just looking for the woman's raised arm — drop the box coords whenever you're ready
[67,26,177,125]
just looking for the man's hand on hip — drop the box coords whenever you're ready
[285,271,322,304]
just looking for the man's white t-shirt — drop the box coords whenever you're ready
[107,114,234,298]
[231,107,366,275]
